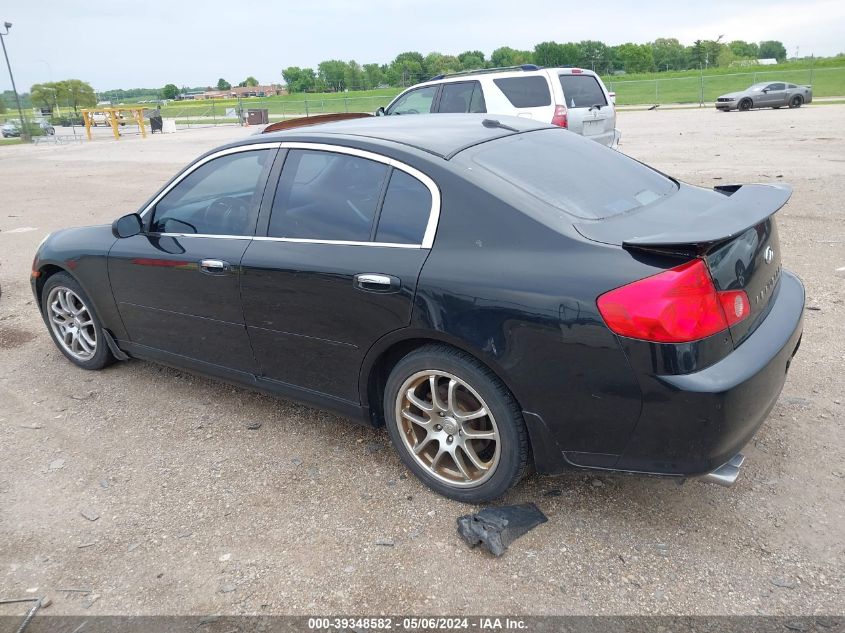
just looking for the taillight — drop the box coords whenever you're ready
[551,105,568,128]
[596,259,750,343]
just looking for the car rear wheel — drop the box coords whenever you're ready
[789,95,803,108]
[384,345,529,503]
[738,99,752,111]
[42,272,115,370]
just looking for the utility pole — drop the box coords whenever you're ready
[0,21,29,142]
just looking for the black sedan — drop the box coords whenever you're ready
[31,115,804,502]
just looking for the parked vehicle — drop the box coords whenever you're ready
[716,82,813,111]
[378,65,620,148]
[32,115,803,502]
[1,121,20,137]
[38,120,55,135]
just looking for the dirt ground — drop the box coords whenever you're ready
[0,106,843,617]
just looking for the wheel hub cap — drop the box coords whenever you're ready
[395,370,501,488]
[46,286,97,362]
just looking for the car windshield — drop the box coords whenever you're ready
[455,128,677,221]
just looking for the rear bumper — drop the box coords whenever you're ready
[615,270,805,476]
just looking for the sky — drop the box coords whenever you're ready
[1,0,843,92]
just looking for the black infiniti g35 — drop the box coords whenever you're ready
[31,115,804,502]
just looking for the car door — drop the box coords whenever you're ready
[435,81,486,113]
[386,85,439,115]
[762,82,786,106]
[240,144,439,403]
[108,145,278,373]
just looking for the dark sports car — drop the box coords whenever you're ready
[31,115,804,502]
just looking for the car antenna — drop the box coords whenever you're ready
[482,118,519,132]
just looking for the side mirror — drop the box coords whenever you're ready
[375,106,386,117]
[762,88,769,93]
[112,213,143,238]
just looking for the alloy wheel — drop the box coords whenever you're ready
[395,370,501,487]
[47,286,97,361]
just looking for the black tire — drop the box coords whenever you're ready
[772,106,782,109]
[789,95,803,109]
[383,344,529,503]
[738,99,752,112]
[41,272,115,370]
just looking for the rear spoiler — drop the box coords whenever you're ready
[575,183,791,253]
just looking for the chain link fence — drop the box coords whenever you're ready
[605,66,844,106]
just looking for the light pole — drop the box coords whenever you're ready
[1,21,29,141]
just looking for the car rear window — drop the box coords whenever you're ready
[493,76,551,108]
[457,129,677,221]
[559,75,608,108]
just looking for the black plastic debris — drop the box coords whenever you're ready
[457,503,548,557]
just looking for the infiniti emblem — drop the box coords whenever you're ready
[764,246,775,264]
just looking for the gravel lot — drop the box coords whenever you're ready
[0,107,843,617]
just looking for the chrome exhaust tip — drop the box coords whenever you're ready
[700,453,745,487]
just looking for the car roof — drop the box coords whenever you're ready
[246,114,554,159]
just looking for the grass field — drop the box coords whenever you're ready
[153,62,845,121]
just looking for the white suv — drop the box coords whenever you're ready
[378,65,620,148]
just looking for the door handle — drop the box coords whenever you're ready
[199,259,231,275]
[354,273,400,293]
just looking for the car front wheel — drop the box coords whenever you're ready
[42,272,115,370]
[384,345,529,503]
[738,99,752,111]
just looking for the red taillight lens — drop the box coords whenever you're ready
[551,105,568,128]
[597,259,749,343]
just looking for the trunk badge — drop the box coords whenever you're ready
[764,246,775,264]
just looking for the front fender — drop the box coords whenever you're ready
[32,226,126,339]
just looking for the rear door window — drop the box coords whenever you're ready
[269,149,389,242]
[437,81,485,113]
[559,75,608,108]
[387,86,438,115]
[493,76,551,108]
[375,170,432,244]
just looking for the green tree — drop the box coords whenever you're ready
[387,51,425,86]
[612,43,654,73]
[216,78,231,91]
[688,40,707,67]
[489,46,533,67]
[533,41,579,67]
[282,67,316,93]
[317,60,348,91]
[362,63,385,89]
[457,50,486,71]
[57,79,96,113]
[423,52,460,78]
[651,38,687,71]
[161,83,179,99]
[758,40,787,61]
[576,40,610,71]
[343,61,363,90]
[728,40,759,59]
[0,98,5,114]
[242,76,259,87]
[30,82,59,111]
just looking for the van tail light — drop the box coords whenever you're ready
[551,105,568,128]
[596,259,750,343]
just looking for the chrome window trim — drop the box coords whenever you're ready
[252,236,420,249]
[138,143,282,220]
[137,141,442,250]
[278,142,441,249]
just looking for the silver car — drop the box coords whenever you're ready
[716,82,813,111]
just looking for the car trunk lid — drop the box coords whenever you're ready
[576,183,791,345]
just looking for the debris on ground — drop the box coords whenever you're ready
[80,508,100,521]
[456,503,548,557]
[245,421,262,430]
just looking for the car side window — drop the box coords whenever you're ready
[493,76,551,108]
[375,170,432,244]
[469,83,487,113]
[269,149,389,242]
[438,82,483,113]
[151,149,273,236]
[768,83,785,91]
[387,86,438,115]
